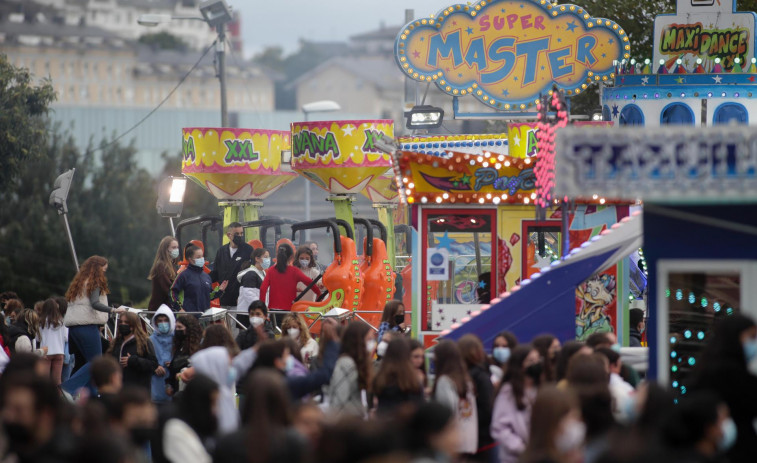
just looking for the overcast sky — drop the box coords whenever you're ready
[234,0,447,57]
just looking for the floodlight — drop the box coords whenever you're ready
[137,14,171,26]
[49,168,75,214]
[405,105,444,129]
[199,0,233,27]
[157,177,187,218]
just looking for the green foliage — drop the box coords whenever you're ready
[138,32,189,52]
[0,54,56,190]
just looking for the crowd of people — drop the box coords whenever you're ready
[0,226,755,463]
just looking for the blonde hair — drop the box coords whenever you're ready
[281,313,312,347]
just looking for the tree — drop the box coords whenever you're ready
[0,54,56,190]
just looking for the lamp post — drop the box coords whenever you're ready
[137,0,233,127]
[301,100,341,240]
[49,169,79,272]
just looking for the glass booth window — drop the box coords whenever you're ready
[713,103,748,125]
[666,271,741,398]
[619,105,644,126]
[661,103,695,125]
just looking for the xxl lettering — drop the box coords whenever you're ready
[182,136,196,162]
[224,139,260,164]
[516,37,550,85]
[428,31,463,67]
[481,37,516,84]
[363,130,387,153]
[576,35,597,66]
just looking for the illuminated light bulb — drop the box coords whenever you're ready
[592,194,599,199]
[408,182,415,189]
[421,196,428,204]
[402,177,409,184]
[435,196,443,203]
[486,193,492,199]
[495,163,502,169]
[501,194,508,200]
[504,161,511,167]
[530,193,537,200]
[482,162,489,167]
[524,197,530,204]
[405,189,412,195]
[492,196,501,204]
[442,193,449,199]
[600,198,606,204]
[478,198,485,204]
[524,158,531,164]
[477,156,484,162]
[498,155,505,161]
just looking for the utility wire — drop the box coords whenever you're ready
[88,39,217,154]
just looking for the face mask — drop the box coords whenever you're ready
[262,258,271,269]
[621,395,638,424]
[250,316,265,328]
[525,362,543,381]
[366,339,377,354]
[174,330,186,342]
[394,314,405,325]
[287,328,300,339]
[193,257,205,268]
[285,355,295,372]
[227,367,237,386]
[719,418,738,451]
[157,322,170,334]
[376,341,389,357]
[232,235,244,246]
[299,259,310,268]
[119,325,132,336]
[611,343,622,353]
[129,427,154,445]
[743,339,757,362]
[493,347,511,364]
[169,248,180,259]
[3,422,32,447]
[555,420,586,452]
[4,316,10,326]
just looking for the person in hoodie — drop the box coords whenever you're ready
[107,312,159,391]
[171,244,227,314]
[236,300,276,350]
[150,305,175,405]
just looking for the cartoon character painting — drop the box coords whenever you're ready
[576,272,617,340]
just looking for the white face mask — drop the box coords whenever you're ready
[376,341,388,357]
[169,248,180,259]
[287,328,300,339]
[250,316,265,327]
[366,339,377,354]
[299,259,310,268]
[555,419,586,452]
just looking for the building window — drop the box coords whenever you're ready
[661,103,695,125]
[619,104,644,126]
[602,105,611,122]
[713,103,748,125]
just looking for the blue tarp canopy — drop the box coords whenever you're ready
[442,213,643,348]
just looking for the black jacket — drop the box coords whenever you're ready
[7,320,33,354]
[629,328,642,347]
[235,320,276,351]
[210,243,253,306]
[469,363,495,450]
[109,337,158,390]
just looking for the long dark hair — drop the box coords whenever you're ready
[200,324,240,357]
[174,315,202,357]
[39,298,63,329]
[148,236,178,281]
[380,300,404,327]
[251,248,268,268]
[178,373,219,439]
[243,369,293,463]
[532,334,558,383]
[294,245,316,269]
[691,314,755,382]
[433,339,470,399]
[501,344,535,410]
[340,322,373,391]
[521,386,577,463]
[275,244,293,273]
[555,340,587,381]
[373,338,420,395]
[108,312,150,356]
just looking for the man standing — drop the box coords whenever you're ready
[211,222,253,308]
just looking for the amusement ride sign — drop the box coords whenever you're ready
[653,0,757,72]
[394,0,628,109]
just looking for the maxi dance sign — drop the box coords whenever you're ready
[554,126,757,203]
[394,0,627,109]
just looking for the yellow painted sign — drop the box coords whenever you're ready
[181,127,295,200]
[395,0,629,110]
[291,120,394,194]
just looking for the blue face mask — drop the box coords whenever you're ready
[493,347,511,364]
[611,343,622,353]
[193,257,205,268]
[157,322,170,334]
[744,339,757,362]
[285,355,295,372]
[719,418,738,451]
[262,257,271,269]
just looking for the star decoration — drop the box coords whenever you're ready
[641,76,649,85]
[420,37,425,42]
[513,134,521,147]
[452,21,457,26]
[514,76,518,81]
[612,104,619,118]
[466,310,472,315]
[466,27,474,34]
[750,76,756,82]
[608,39,614,44]
[413,50,421,58]
[601,53,606,58]
[341,124,355,136]
[435,322,441,327]
[532,254,553,270]
[436,231,454,251]
[478,281,487,289]
[557,38,562,43]
[541,65,546,70]
[445,67,451,72]
[460,174,472,184]
[458,73,463,77]
[501,8,506,12]
[713,75,723,83]
[675,76,685,84]
[502,89,509,96]
[451,318,457,324]
[566,21,578,32]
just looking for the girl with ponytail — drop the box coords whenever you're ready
[259,245,322,312]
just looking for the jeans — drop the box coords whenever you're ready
[61,324,103,395]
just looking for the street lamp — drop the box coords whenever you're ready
[49,168,79,272]
[156,176,188,236]
[404,105,444,130]
[301,100,341,240]
[137,0,234,127]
